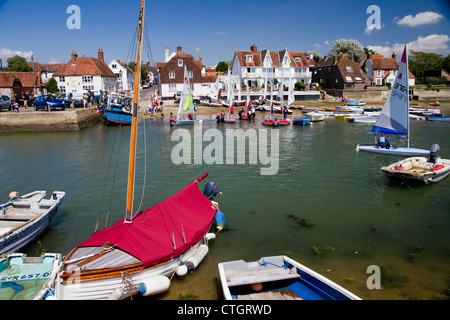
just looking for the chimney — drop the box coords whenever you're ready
[199,53,203,65]
[98,48,104,62]
[71,50,78,65]
[251,45,257,53]
[164,47,169,62]
[177,46,182,53]
[392,52,397,60]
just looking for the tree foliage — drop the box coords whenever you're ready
[46,78,59,93]
[215,61,229,72]
[408,50,446,80]
[328,39,365,63]
[4,55,32,71]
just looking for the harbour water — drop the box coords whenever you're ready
[0,106,449,300]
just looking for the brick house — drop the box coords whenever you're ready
[364,53,416,87]
[156,46,214,99]
[311,55,370,90]
[108,59,135,92]
[54,48,117,94]
[0,71,41,96]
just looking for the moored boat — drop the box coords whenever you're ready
[381,144,450,184]
[292,116,310,126]
[0,253,62,300]
[305,111,325,122]
[218,255,361,300]
[0,191,65,254]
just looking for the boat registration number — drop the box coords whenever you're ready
[0,272,51,282]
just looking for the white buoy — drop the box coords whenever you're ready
[137,276,171,296]
[185,244,209,270]
[176,263,188,276]
[205,233,216,241]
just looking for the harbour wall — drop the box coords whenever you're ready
[0,108,102,131]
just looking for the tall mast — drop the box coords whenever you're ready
[405,44,410,149]
[126,0,145,221]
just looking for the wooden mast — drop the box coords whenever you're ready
[126,0,145,221]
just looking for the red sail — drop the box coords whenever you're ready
[78,180,217,267]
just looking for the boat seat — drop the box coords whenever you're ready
[225,267,299,287]
[237,290,303,300]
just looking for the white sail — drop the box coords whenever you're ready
[288,72,295,106]
[209,72,220,100]
[370,45,409,138]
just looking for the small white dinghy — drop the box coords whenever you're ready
[218,255,361,300]
[381,144,450,184]
[0,191,65,254]
[0,253,62,300]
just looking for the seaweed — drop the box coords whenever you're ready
[380,265,409,289]
[286,214,315,228]
[179,293,197,300]
[312,246,335,255]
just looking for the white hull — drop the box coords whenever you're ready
[52,239,210,300]
[305,112,325,122]
[356,145,430,156]
[381,157,450,184]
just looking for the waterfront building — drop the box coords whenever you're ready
[54,49,117,95]
[0,71,41,96]
[363,52,416,87]
[230,45,313,90]
[156,46,216,99]
[108,59,135,92]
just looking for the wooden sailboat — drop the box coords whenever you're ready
[48,0,223,300]
[356,45,429,156]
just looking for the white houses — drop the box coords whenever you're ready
[108,59,135,92]
[54,49,117,94]
[230,45,313,89]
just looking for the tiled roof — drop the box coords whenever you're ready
[372,57,399,70]
[234,46,311,68]
[54,51,116,77]
[28,62,65,73]
[0,71,41,88]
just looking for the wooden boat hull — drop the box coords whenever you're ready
[356,145,430,156]
[218,255,361,300]
[52,238,212,300]
[381,157,450,184]
[0,253,62,300]
[0,191,65,254]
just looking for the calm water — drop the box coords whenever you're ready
[0,107,449,300]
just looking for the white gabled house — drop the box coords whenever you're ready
[108,59,135,92]
[54,48,117,95]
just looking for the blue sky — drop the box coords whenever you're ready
[0,0,449,67]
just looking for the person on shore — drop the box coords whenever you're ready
[376,134,391,149]
[23,91,29,110]
[238,108,243,119]
[12,100,19,113]
[83,93,88,108]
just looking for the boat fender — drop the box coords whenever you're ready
[185,244,209,270]
[203,182,222,200]
[107,287,128,300]
[176,263,188,277]
[137,276,171,297]
[214,211,225,231]
[205,233,216,241]
[44,289,56,300]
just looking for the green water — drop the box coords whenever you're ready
[0,109,449,300]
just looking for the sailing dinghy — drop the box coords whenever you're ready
[48,1,224,300]
[170,66,200,126]
[356,45,429,156]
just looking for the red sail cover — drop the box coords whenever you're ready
[78,181,217,267]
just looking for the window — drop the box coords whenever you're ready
[169,72,175,79]
[112,64,117,69]
[188,71,193,78]
[345,76,353,83]
[245,55,253,63]
[59,76,65,82]
[82,75,93,82]
[178,59,183,67]
[169,83,177,92]
[60,86,66,93]
[355,77,362,82]
[346,66,353,72]
[294,57,301,61]
[376,69,382,77]
[83,85,94,91]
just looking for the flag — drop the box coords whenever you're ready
[183,91,193,112]
[270,102,274,115]
[230,103,234,114]
[247,100,251,110]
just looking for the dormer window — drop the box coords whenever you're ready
[246,55,253,63]
[178,59,183,67]
[294,57,301,62]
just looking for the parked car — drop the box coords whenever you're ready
[57,93,83,108]
[33,95,65,111]
[0,95,12,111]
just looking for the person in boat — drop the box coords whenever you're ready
[216,113,221,123]
[188,113,193,120]
[238,108,243,119]
[376,134,391,149]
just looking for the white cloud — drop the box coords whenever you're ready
[314,43,321,49]
[394,11,444,27]
[214,31,226,35]
[324,41,330,46]
[49,57,60,64]
[195,48,202,52]
[0,47,34,60]
[368,34,450,58]
[364,23,385,35]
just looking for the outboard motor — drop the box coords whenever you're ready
[428,144,440,164]
[203,182,222,200]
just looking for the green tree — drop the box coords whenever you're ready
[408,50,445,81]
[328,39,365,63]
[127,60,148,83]
[215,61,229,72]
[46,78,59,93]
[4,55,32,71]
